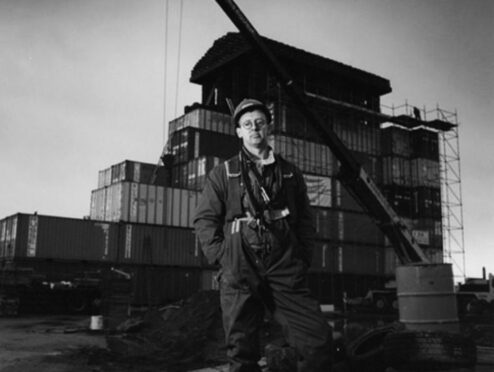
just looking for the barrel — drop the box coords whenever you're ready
[396,263,459,332]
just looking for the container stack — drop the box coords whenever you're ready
[167,106,238,190]
[380,125,442,276]
[268,100,387,303]
[0,213,204,307]
[1,32,449,311]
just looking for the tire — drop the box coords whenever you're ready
[374,296,387,312]
[347,323,402,372]
[383,330,477,370]
[66,294,87,314]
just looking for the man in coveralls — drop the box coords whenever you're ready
[193,99,332,371]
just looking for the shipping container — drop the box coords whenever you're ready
[381,156,412,186]
[303,174,332,207]
[380,185,413,218]
[421,247,443,264]
[118,224,201,267]
[168,106,234,138]
[0,214,118,262]
[412,186,441,218]
[309,241,337,272]
[384,217,442,249]
[109,160,169,186]
[170,156,222,191]
[383,246,399,276]
[170,127,239,165]
[413,217,443,248]
[411,128,440,161]
[276,103,381,155]
[313,208,383,245]
[188,156,222,191]
[97,168,112,188]
[335,244,384,275]
[89,182,200,228]
[381,125,412,157]
[332,179,364,213]
[270,134,334,176]
[1,213,205,268]
[410,158,440,188]
[0,214,19,260]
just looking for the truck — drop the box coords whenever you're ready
[456,269,494,315]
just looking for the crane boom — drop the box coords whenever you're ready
[215,0,429,264]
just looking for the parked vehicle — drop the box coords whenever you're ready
[456,270,494,315]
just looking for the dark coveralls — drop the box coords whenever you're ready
[193,150,332,372]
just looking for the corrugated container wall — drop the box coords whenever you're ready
[381,126,412,157]
[312,208,383,245]
[0,214,20,260]
[411,128,440,161]
[172,156,221,190]
[270,135,334,176]
[98,161,168,188]
[168,107,234,138]
[2,214,205,268]
[119,224,201,267]
[89,182,200,229]
[170,127,238,165]
[336,244,384,275]
[2,214,118,262]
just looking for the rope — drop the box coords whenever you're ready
[174,0,184,117]
[163,0,169,147]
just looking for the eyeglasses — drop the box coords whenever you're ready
[239,118,268,130]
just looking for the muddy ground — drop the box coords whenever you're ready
[0,311,493,372]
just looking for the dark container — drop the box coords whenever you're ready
[410,128,440,161]
[117,224,201,267]
[170,127,239,165]
[381,125,412,157]
[110,160,168,186]
[168,106,234,138]
[380,185,413,218]
[381,155,412,186]
[332,179,365,213]
[410,158,440,188]
[309,241,337,272]
[412,186,441,218]
[351,150,382,183]
[1,214,118,262]
[335,243,385,275]
[0,214,22,260]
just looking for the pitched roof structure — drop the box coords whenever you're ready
[190,32,392,95]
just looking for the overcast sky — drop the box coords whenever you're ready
[1,0,492,278]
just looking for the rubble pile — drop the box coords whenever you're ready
[106,290,226,370]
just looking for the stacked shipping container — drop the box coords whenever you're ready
[380,125,442,274]
[0,213,202,267]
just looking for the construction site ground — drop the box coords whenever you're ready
[1,311,493,372]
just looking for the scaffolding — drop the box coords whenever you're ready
[382,101,465,279]
[428,106,465,280]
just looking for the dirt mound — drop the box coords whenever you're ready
[105,290,226,371]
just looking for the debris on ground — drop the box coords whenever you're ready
[105,290,226,371]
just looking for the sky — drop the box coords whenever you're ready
[0,0,492,278]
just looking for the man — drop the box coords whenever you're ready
[193,99,332,371]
